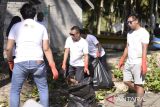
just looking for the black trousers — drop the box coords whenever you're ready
[68,65,84,82]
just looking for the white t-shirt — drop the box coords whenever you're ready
[8,19,48,63]
[36,21,47,28]
[127,27,150,64]
[65,36,88,66]
[86,34,105,58]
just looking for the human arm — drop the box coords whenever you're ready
[141,30,150,75]
[6,39,15,71]
[118,44,128,69]
[43,40,58,80]
[84,54,89,75]
[62,48,69,71]
[96,43,102,57]
[83,39,89,75]
[141,43,148,75]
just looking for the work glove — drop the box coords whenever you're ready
[141,57,147,75]
[118,56,125,69]
[8,60,14,71]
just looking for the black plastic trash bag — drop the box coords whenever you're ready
[67,78,96,107]
[92,59,114,89]
[67,94,96,107]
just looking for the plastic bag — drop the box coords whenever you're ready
[67,77,96,107]
[92,59,113,89]
[67,94,96,107]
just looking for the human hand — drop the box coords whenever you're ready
[96,51,101,58]
[84,67,90,75]
[49,63,59,80]
[62,63,66,71]
[118,56,125,70]
[8,60,14,71]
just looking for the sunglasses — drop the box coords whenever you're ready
[69,33,76,37]
[127,20,136,24]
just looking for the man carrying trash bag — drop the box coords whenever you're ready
[80,29,114,89]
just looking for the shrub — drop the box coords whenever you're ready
[112,52,160,92]
[144,52,160,92]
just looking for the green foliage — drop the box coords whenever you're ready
[111,52,160,92]
[0,101,9,107]
[96,90,106,100]
[112,65,123,81]
[95,88,115,101]
[82,0,160,33]
[144,53,160,92]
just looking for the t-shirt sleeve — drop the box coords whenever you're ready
[127,34,129,43]
[64,37,70,48]
[42,27,49,40]
[141,30,150,44]
[83,40,88,54]
[8,26,16,40]
[90,35,99,45]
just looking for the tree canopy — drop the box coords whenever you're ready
[82,0,160,35]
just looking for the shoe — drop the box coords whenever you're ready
[134,100,142,107]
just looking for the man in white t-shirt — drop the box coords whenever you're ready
[6,3,58,107]
[62,26,89,83]
[80,29,112,78]
[118,14,150,107]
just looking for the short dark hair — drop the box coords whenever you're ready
[37,12,44,22]
[128,13,140,22]
[20,3,36,19]
[6,16,21,37]
[155,23,159,27]
[71,26,81,33]
[80,29,88,34]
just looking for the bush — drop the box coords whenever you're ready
[144,52,160,92]
[112,66,123,81]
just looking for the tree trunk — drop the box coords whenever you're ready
[150,0,155,34]
[135,0,141,15]
[0,4,7,62]
[123,0,131,36]
[155,0,159,23]
[96,0,104,35]
[87,10,95,34]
